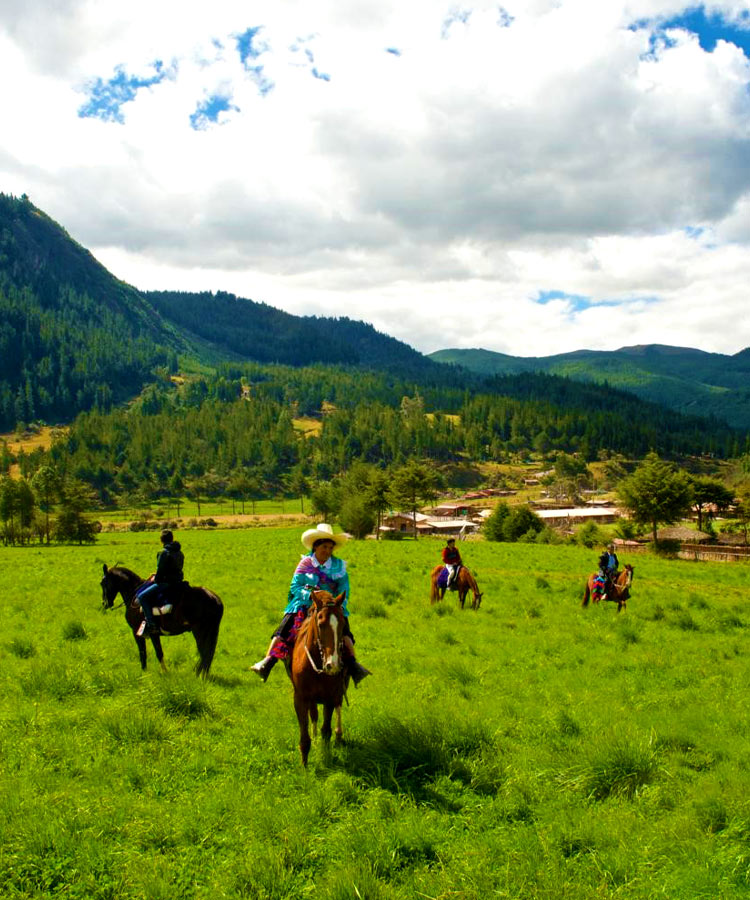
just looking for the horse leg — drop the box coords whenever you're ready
[321,703,334,747]
[134,634,148,669]
[294,694,312,767]
[192,603,223,677]
[150,635,166,672]
[309,703,319,740]
[334,706,343,745]
[458,589,466,610]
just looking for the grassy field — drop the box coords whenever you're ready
[1,529,749,899]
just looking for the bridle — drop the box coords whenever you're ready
[305,592,344,675]
[612,566,633,595]
[101,566,135,611]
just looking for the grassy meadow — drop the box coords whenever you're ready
[1,529,749,899]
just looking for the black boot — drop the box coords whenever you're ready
[251,656,278,682]
[346,657,371,687]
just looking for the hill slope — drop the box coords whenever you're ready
[430,345,750,429]
[145,289,434,372]
[1,191,745,465]
[0,193,435,430]
[0,193,179,429]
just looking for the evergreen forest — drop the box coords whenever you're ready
[2,191,750,523]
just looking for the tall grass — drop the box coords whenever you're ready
[0,530,749,898]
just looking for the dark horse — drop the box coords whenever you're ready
[430,564,483,610]
[582,564,634,613]
[291,589,347,767]
[100,564,224,676]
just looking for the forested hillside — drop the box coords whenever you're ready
[145,290,434,372]
[0,193,435,431]
[3,190,748,503]
[0,194,178,429]
[430,345,750,429]
[25,362,744,507]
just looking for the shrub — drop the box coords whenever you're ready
[339,496,376,539]
[576,522,603,548]
[580,734,659,800]
[62,620,88,641]
[8,638,35,658]
[504,507,544,542]
[158,679,212,719]
[483,502,510,541]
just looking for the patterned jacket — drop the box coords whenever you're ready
[283,552,350,617]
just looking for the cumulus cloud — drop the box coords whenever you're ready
[1,0,750,356]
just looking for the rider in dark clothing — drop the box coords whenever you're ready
[137,530,184,634]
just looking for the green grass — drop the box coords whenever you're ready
[95,495,309,525]
[0,530,749,898]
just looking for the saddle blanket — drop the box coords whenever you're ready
[135,604,173,637]
[437,567,459,590]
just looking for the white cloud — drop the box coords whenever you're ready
[2,0,750,357]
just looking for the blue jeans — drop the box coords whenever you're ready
[137,582,166,627]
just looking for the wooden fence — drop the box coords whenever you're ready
[621,541,750,563]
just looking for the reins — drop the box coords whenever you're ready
[303,598,343,676]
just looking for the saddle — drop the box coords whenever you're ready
[132,583,187,632]
[438,566,462,591]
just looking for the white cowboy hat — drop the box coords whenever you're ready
[301,523,348,550]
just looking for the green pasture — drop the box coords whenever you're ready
[95,496,309,524]
[1,530,749,899]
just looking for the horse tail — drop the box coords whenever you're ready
[193,591,224,677]
[582,581,591,607]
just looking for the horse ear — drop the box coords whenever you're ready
[333,592,345,606]
[102,564,108,574]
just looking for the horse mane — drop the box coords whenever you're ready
[110,564,141,580]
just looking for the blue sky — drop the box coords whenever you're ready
[653,7,750,54]
[3,0,750,357]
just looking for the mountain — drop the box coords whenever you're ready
[429,345,750,430]
[1,191,745,465]
[0,193,433,431]
[0,193,179,429]
[144,289,434,372]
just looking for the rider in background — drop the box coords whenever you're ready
[251,523,371,686]
[442,538,462,589]
[136,529,184,635]
[597,542,619,597]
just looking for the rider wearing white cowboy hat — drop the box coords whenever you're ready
[251,523,371,685]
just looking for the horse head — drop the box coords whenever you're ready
[310,590,346,675]
[100,564,140,610]
[100,563,118,610]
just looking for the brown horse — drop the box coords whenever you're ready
[100,564,224,676]
[582,564,634,613]
[430,564,483,610]
[291,589,347,767]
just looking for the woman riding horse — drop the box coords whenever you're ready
[251,523,371,685]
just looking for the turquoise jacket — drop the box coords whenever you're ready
[284,552,350,616]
